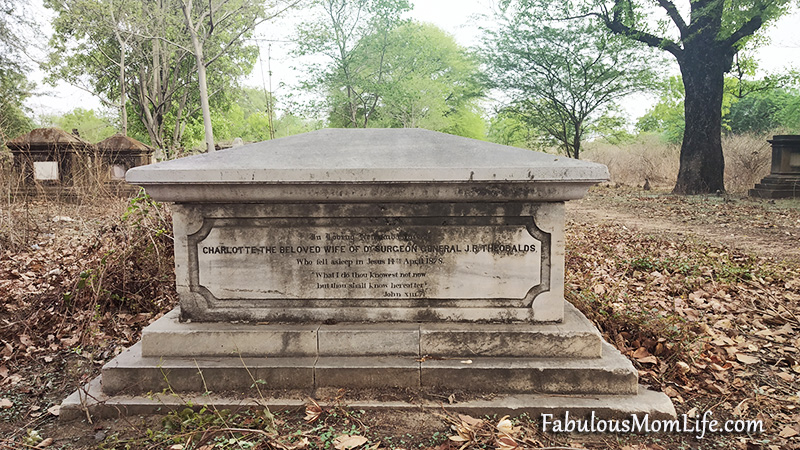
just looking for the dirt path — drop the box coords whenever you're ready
[566,186,800,262]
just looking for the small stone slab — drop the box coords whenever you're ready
[126,129,609,202]
[135,303,601,359]
[99,341,633,396]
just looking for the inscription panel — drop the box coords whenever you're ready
[194,221,542,301]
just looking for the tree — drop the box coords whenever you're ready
[727,88,800,134]
[512,0,795,192]
[43,0,141,136]
[482,11,656,159]
[45,0,263,153]
[637,72,797,141]
[40,108,117,143]
[369,22,486,137]
[297,13,487,137]
[295,0,412,128]
[0,0,36,142]
[636,76,686,144]
[0,68,34,143]
[178,0,299,152]
[487,111,546,149]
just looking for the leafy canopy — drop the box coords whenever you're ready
[482,7,658,158]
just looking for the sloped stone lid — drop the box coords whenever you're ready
[7,127,94,151]
[126,128,609,202]
[96,134,154,153]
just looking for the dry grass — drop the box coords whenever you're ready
[583,132,774,193]
[0,152,140,252]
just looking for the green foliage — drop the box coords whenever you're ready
[39,108,117,143]
[486,111,545,150]
[510,0,795,192]
[727,88,800,134]
[297,4,487,138]
[635,76,686,144]
[589,111,636,145]
[638,74,800,141]
[0,0,35,143]
[366,22,487,138]
[482,9,658,159]
[0,70,34,143]
[209,87,323,144]
[44,0,262,152]
[295,0,412,128]
[441,105,487,141]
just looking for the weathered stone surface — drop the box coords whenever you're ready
[171,202,566,323]
[197,224,541,301]
[61,377,675,422]
[420,342,637,395]
[318,323,420,356]
[134,303,601,359]
[126,129,602,323]
[59,129,675,423]
[126,128,609,203]
[420,307,601,358]
[750,135,800,198]
[102,343,315,395]
[141,309,318,357]
[315,357,421,389]
[99,336,633,396]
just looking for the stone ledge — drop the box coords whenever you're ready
[420,341,637,395]
[60,377,675,422]
[142,309,319,357]
[140,302,602,359]
[100,341,634,396]
[102,343,316,395]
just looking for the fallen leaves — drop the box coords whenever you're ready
[304,398,323,423]
[735,353,760,365]
[435,412,549,450]
[332,435,368,450]
[566,217,800,443]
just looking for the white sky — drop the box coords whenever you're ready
[24,0,800,123]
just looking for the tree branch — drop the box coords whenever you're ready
[654,0,688,38]
[721,13,764,49]
[603,14,683,60]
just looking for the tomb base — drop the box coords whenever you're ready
[749,174,800,198]
[60,302,675,421]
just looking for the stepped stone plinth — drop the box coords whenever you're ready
[61,129,674,421]
[750,135,800,198]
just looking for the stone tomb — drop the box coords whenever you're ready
[61,129,674,420]
[750,135,800,198]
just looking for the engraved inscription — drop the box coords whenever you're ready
[196,224,541,300]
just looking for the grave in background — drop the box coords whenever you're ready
[7,128,155,198]
[61,128,674,420]
[750,135,800,198]
[7,128,95,194]
[95,134,154,181]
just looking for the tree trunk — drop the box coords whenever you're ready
[673,49,727,194]
[182,0,215,153]
[119,44,128,136]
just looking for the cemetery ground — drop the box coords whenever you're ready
[1,185,799,449]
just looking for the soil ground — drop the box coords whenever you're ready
[569,184,800,262]
[2,186,800,449]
